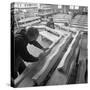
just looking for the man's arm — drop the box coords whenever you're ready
[30,41,44,50]
[20,45,39,62]
[15,35,39,62]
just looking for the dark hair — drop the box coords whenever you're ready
[64,22,69,26]
[26,27,39,38]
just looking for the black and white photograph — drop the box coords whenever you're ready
[11,2,88,88]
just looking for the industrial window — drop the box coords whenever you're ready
[75,6,79,9]
[70,5,74,9]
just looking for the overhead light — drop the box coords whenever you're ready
[58,5,62,9]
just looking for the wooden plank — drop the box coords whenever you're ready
[76,35,88,83]
[66,41,81,84]
[19,19,41,28]
[18,16,40,23]
[76,59,87,83]
[44,26,69,37]
[33,25,68,37]
[57,31,81,74]
[14,66,34,87]
[54,23,77,35]
[70,25,88,30]
[33,25,60,37]
[39,31,59,42]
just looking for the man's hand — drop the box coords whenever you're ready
[39,48,52,60]
[38,52,47,60]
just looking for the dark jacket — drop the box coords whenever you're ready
[15,30,43,62]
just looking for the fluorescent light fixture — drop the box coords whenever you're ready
[58,5,62,9]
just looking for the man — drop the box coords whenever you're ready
[12,27,48,80]
[64,22,69,27]
[46,17,55,29]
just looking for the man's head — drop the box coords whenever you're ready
[26,27,39,42]
[64,22,69,27]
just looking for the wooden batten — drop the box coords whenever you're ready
[57,31,81,74]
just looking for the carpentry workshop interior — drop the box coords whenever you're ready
[11,2,88,87]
